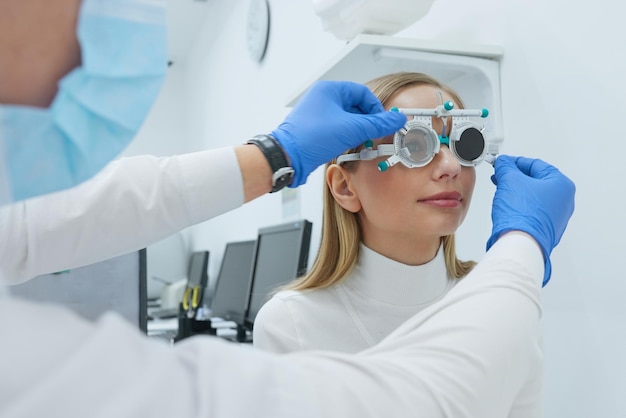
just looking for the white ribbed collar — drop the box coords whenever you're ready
[340,243,453,306]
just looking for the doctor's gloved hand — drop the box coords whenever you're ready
[486,155,576,287]
[271,80,407,187]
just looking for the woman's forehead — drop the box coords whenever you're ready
[386,84,455,109]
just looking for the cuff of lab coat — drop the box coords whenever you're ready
[489,231,545,288]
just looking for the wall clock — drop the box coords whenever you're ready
[246,0,270,63]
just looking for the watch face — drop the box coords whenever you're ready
[272,167,295,192]
[247,0,270,63]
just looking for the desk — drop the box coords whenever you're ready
[147,318,178,343]
[147,318,252,343]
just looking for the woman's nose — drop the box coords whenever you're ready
[431,145,462,179]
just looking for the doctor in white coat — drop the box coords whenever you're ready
[0,0,575,417]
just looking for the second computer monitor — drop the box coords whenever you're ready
[245,219,312,329]
[209,240,256,324]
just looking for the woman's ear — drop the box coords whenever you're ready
[326,164,361,213]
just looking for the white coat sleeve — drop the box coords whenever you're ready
[0,233,544,418]
[253,294,302,353]
[0,147,244,284]
[288,232,545,418]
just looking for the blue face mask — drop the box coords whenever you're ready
[0,0,168,204]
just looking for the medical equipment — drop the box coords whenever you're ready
[337,99,496,171]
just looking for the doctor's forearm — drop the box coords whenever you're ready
[0,149,245,284]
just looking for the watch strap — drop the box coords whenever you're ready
[246,134,294,193]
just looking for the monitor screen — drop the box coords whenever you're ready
[187,251,209,288]
[209,240,256,324]
[245,220,312,328]
[9,249,148,332]
[186,251,209,312]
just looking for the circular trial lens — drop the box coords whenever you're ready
[454,127,485,163]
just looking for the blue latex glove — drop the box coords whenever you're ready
[486,155,576,286]
[271,80,407,187]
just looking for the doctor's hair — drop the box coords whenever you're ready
[282,72,476,292]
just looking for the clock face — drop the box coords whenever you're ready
[246,0,270,63]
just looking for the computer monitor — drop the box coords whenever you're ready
[208,240,256,324]
[9,249,148,332]
[187,250,209,302]
[244,219,312,329]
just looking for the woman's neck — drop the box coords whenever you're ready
[360,233,441,266]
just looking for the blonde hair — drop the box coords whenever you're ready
[284,72,476,291]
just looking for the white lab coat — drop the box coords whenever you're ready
[0,147,243,284]
[0,147,545,418]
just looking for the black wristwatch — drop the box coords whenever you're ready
[246,134,295,193]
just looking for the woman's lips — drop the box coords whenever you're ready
[418,192,462,208]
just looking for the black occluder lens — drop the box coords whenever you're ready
[456,128,485,161]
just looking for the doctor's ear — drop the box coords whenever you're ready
[326,164,361,213]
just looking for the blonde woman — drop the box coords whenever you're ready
[254,72,481,353]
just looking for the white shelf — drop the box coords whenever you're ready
[287,34,505,151]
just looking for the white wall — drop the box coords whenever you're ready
[133,0,626,416]
[402,2,626,417]
[182,0,343,291]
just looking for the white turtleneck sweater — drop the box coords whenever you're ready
[253,243,457,354]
